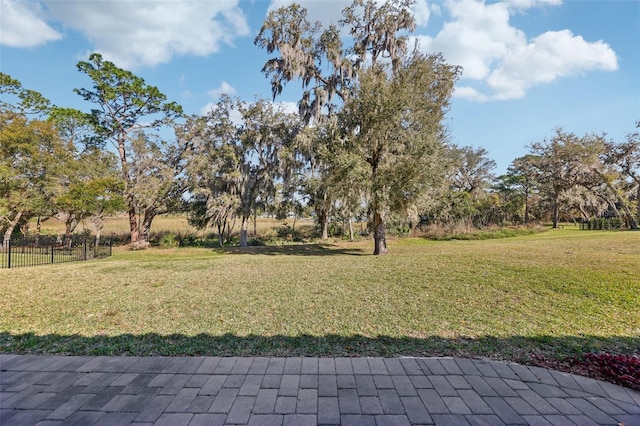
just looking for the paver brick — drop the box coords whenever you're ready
[391,375,418,397]
[318,374,338,397]
[247,414,284,426]
[521,415,554,426]
[164,387,199,412]
[515,390,559,415]
[431,414,471,425]
[427,375,458,397]
[188,413,227,426]
[373,375,395,389]
[284,413,317,426]
[453,359,482,376]
[300,374,318,389]
[318,396,341,425]
[456,390,493,414]
[199,375,226,395]
[400,396,431,424]
[383,359,406,375]
[481,377,519,397]
[266,358,286,375]
[239,374,263,396]
[158,374,190,395]
[340,414,376,426]
[466,414,506,426]
[295,388,317,414]
[185,395,214,413]
[565,398,618,424]
[367,358,389,375]
[503,396,539,415]
[275,396,297,414]
[337,374,357,389]
[398,358,422,376]
[253,388,279,414]
[230,357,253,375]
[223,374,246,389]
[153,412,194,426]
[335,358,354,375]
[279,374,300,396]
[46,393,94,420]
[352,358,371,375]
[94,411,138,425]
[185,374,209,388]
[301,358,319,375]
[177,358,205,374]
[483,396,526,425]
[360,396,384,414]
[283,357,302,374]
[339,389,362,414]
[248,357,269,375]
[439,359,464,376]
[356,374,377,396]
[417,388,449,414]
[375,414,412,426]
[225,395,255,424]
[442,396,471,415]
[208,388,239,413]
[134,395,174,422]
[418,359,446,376]
[378,389,404,414]
[213,357,237,374]
[262,374,283,389]
[565,414,601,426]
[318,358,336,375]
[194,357,221,374]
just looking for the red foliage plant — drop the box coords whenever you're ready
[528,352,640,391]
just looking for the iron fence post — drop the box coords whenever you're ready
[7,239,11,269]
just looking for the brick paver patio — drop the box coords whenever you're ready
[1,355,638,425]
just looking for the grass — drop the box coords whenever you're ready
[1,227,638,366]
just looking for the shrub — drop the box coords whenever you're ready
[159,233,179,248]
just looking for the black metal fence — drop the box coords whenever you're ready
[0,235,112,269]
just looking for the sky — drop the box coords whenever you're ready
[1,0,639,174]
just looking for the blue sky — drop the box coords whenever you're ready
[1,0,638,174]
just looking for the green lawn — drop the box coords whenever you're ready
[1,227,638,364]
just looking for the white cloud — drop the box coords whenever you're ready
[413,0,431,27]
[208,82,237,98]
[415,0,617,101]
[0,0,62,47]
[43,0,250,69]
[273,101,299,115]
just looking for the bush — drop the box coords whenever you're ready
[159,233,179,248]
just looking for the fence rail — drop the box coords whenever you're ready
[1,235,112,269]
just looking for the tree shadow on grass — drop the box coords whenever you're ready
[213,243,367,256]
[1,332,637,361]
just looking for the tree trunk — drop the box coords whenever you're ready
[217,222,225,247]
[240,215,250,247]
[140,210,156,244]
[253,210,257,237]
[127,205,139,244]
[552,196,560,229]
[373,210,388,255]
[524,185,530,224]
[348,217,354,242]
[3,211,23,249]
[319,209,329,240]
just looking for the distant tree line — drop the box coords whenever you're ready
[1,0,638,255]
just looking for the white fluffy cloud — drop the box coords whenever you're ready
[416,0,617,101]
[5,0,250,69]
[0,0,61,47]
[208,82,238,98]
